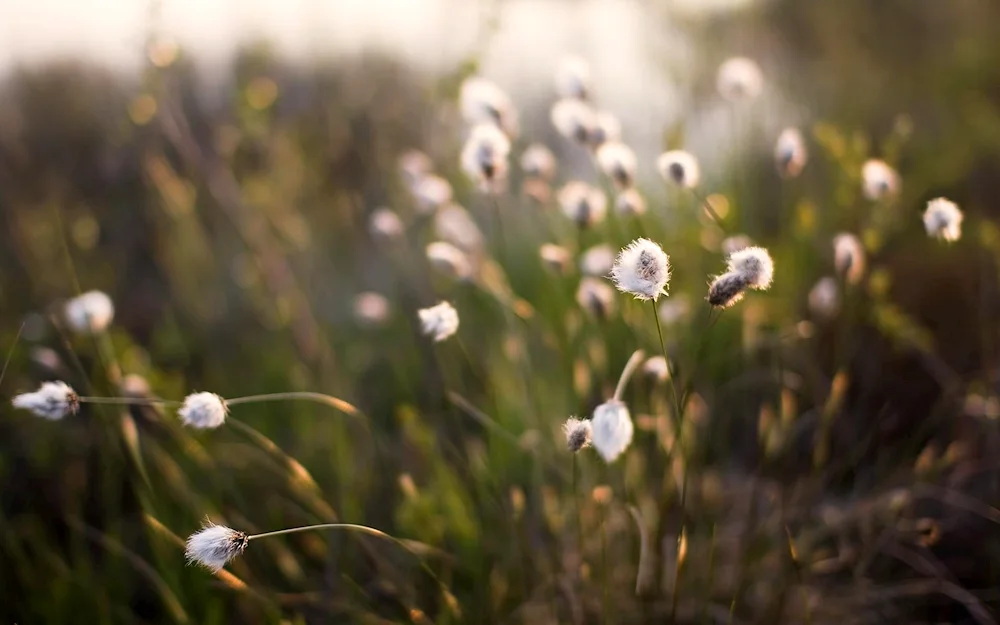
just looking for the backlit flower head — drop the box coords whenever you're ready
[862,159,900,201]
[707,272,749,309]
[12,381,78,420]
[774,128,808,178]
[721,234,753,256]
[610,238,671,301]
[178,392,228,429]
[563,417,592,452]
[520,143,557,180]
[369,207,404,241]
[589,111,622,147]
[65,290,114,334]
[555,55,592,100]
[434,204,483,252]
[726,246,773,290]
[551,98,597,144]
[576,277,616,318]
[426,241,473,281]
[411,175,453,214]
[596,141,637,189]
[657,150,701,188]
[808,277,840,319]
[459,76,519,137]
[923,197,963,242]
[580,244,614,277]
[717,57,763,103]
[185,522,249,572]
[615,188,647,217]
[591,400,633,463]
[461,124,511,191]
[353,292,391,327]
[418,301,459,342]
[643,356,671,382]
[833,233,865,284]
[558,181,607,228]
[539,244,572,275]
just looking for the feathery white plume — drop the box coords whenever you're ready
[717,57,763,102]
[808,277,840,319]
[596,141,637,189]
[576,277,616,318]
[178,392,228,429]
[185,522,249,572]
[774,128,808,178]
[369,207,404,241]
[11,381,78,420]
[434,204,483,252]
[461,124,511,191]
[657,150,701,188]
[591,400,633,463]
[558,181,607,228]
[418,301,459,342]
[833,233,865,284]
[610,238,671,301]
[555,56,592,100]
[520,143,557,180]
[65,290,114,334]
[923,197,963,242]
[563,417,592,452]
[580,244,614,277]
[707,272,749,309]
[726,246,774,290]
[862,159,900,201]
[426,241,473,281]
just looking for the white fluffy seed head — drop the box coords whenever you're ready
[539,244,572,275]
[461,124,511,191]
[426,241,474,281]
[833,233,865,284]
[596,141,637,189]
[520,143,557,180]
[580,244,614,277]
[610,238,671,301]
[576,277,616,318]
[591,400,633,463]
[717,57,764,103]
[418,301,459,342]
[459,77,519,137]
[185,522,249,572]
[726,246,774,290]
[923,197,963,242]
[11,381,78,420]
[707,272,749,309]
[862,159,900,201]
[615,188,647,217]
[643,356,671,382]
[657,150,701,188]
[563,417,592,452]
[774,127,808,178]
[555,55,592,100]
[808,277,840,319]
[550,98,597,144]
[353,292,391,327]
[558,181,607,228]
[369,207,404,241]
[411,175,453,214]
[434,204,484,252]
[178,392,228,429]
[65,290,115,334]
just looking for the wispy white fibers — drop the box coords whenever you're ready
[562,417,592,452]
[11,381,78,420]
[657,151,701,188]
[833,233,865,284]
[861,159,900,201]
[774,128,808,178]
[923,197,963,242]
[418,301,459,342]
[726,246,774,290]
[707,272,749,309]
[178,392,228,429]
[591,400,633,463]
[716,57,763,103]
[185,522,249,572]
[610,238,671,301]
[65,290,114,334]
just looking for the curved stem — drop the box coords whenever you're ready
[225,392,358,416]
[689,188,727,233]
[612,348,646,402]
[248,522,385,542]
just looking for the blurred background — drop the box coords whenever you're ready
[3,0,1000,623]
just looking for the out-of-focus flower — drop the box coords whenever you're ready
[615,188,647,217]
[591,400,633,463]
[610,238,671,301]
[707,272,749,309]
[185,523,249,572]
[520,143,557,180]
[643,356,671,382]
[589,111,621,147]
[577,277,616,318]
[12,381,78,420]
[658,296,690,326]
[726,246,774,290]
[657,151,701,188]
[353,292,391,327]
[862,159,900,201]
[411,175,453,214]
[558,181,607,228]
[721,234,753,256]
[717,57,763,103]
[398,150,432,187]
[178,392,228,429]
[65,290,114,334]
[833,233,865,284]
[434,204,483,252]
[596,141,637,189]
[808,277,840,319]
[539,244,572,275]
[369,207,404,241]
[551,98,597,144]
[418,301,459,342]
[459,76,519,137]
[426,241,473,281]
[461,124,511,191]
[580,244,614,277]
[563,417,592,452]
[923,197,963,242]
[774,128,807,178]
[555,56,592,100]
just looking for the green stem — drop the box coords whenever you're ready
[689,188,728,233]
[225,391,359,416]
[652,301,683,433]
[601,507,608,625]
[78,396,180,406]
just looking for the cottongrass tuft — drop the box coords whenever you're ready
[558,181,607,228]
[615,188,647,217]
[576,277,616,318]
[657,150,701,188]
[459,76,519,137]
[554,55,591,100]
[923,197,963,242]
[185,522,249,572]
[808,277,840,319]
[353,292,391,327]
[398,150,432,187]
[596,141,637,189]
[774,127,808,178]
[411,175,453,214]
[707,272,749,309]
[591,400,633,463]
[861,159,900,201]
[520,143,557,180]
[562,417,592,452]
[590,111,622,147]
[643,356,671,382]
[550,98,596,144]
[726,246,774,290]
[580,244,614,277]
[65,290,115,334]
[833,233,865,284]
[368,207,404,241]
[418,301,460,342]
[178,392,228,429]
[426,242,474,281]
[611,238,671,301]
[461,124,511,191]
[12,381,79,420]
[434,204,484,252]
[716,56,764,102]
[539,244,572,275]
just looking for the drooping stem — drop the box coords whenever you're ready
[225,392,358,416]
[612,348,646,402]
[248,522,385,542]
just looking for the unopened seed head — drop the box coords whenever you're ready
[369,207,404,241]
[610,238,671,301]
[418,301,459,342]
[808,277,840,319]
[185,522,249,572]
[11,381,78,420]
[923,197,963,242]
[554,55,592,100]
[65,290,115,334]
[717,57,764,103]
[426,241,473,281]
[577,277,616,318]
[580,244,614,277]
[558,181,607,228]
[434,204,484,252]
[774,128,807,178]
[726,246,773,290]
[596,141,637,189]
[615,188,647,217]
[550,98,597,144]
[591,400,634,463]
[657,151,701,188]
[707,272,749,309]
[520,143,557,180]
[861,159,900,201]
[179,392,228,429]
[562,417,592,452]
[539,243,572,275]
[833,233,865,284]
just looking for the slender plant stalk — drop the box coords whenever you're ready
[700,523,718,625]
[77,391,359,416]
[601,507,609,625]
[0,322,25,389]
[572,453,583,577]
[689,188,728,233]
[651,301,683,433]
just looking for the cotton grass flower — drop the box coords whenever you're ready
[596,141,637,189]
[580,244,614,277]
[576,277,616,318]
[923,197,963,242]
[833,233,865,284]
[398,150,432,187]
[555,55,591,100]
[707,272,749,309]
[11,381,78,420]
[610,238,671,301]
[589,111,622,147]
[591,400,633,463]
[65,290,114,334]
[551,98,596,144]
[539,244,572,275]
[563,417,592,452]
[418,301,459,342]
[726,246,774,290]
[774,128,808,178]
[657,150,701,188]
[615,188,647,217]
[808,277,840,319]
[558,181,607,228]
[716,57,763,102]
[411,175,453,214]
[643,356,671,382]
[434,204,483,252]
[461,124,511,190]
[185,522,249,572]
[353,292,391,327]
[459,76,518,137]
[426,241,473,281]
[520,143,556,180]
[861,159,900,201]
[178,392,228,429]
[368,207,404,241]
